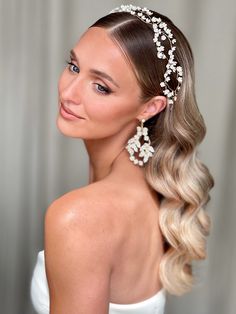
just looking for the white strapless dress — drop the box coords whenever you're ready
[30,250,166,314]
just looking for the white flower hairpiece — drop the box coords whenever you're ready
[110,4,183,107]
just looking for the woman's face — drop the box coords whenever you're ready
[57,27,144,139]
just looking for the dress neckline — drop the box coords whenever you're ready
[109,288,165,308]
[38,250,166,308]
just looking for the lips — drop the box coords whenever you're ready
[60,102,84,119]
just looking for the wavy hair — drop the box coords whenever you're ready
[90,10,214,295]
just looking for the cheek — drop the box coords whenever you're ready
[85,96,138,129]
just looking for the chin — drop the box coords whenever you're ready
[56,115,84,138]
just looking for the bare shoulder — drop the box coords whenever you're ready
[45,180,122,235]
[44,182,121,314]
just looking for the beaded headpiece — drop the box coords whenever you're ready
[110,4,183,107]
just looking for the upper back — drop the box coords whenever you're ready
[46,177,164,305]
[78,178,165,304]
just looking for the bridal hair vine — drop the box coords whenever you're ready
[110,4,183,107]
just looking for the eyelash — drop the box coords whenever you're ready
[64,60,112,95]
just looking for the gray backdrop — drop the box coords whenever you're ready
[0,0,235,313]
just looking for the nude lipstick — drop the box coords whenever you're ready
[59,102,84,121]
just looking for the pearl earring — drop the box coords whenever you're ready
[126,119,155,167]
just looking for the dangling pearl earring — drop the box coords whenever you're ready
[125,119,155,167]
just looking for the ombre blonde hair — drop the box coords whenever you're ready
[91,9,214,295]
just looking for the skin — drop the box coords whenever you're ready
[45,27,167,314]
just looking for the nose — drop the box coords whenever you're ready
[59,72,82,104]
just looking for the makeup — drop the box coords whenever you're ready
[59,102,84,121]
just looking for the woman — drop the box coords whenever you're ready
[31,4,214,314]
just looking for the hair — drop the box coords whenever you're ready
[90,9,214,296]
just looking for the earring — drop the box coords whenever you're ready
[126,119,155,167]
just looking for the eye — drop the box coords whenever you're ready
[65,60,80,73]
[94,83,111,95]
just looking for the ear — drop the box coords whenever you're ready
[136,96,167,121]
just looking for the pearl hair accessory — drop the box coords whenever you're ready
[125,119,154,166]
[110,4,183,108]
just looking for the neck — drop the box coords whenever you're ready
[84,139,126,183]
[84,127,128,183]
[83,124,145,183]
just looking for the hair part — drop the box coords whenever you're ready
[90,10,214,296]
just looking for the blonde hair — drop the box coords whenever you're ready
[145,82,214,294]
[91,9,214,295]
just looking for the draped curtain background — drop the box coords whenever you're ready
[0,0,235,313]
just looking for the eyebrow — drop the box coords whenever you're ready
[70,49,120,88]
